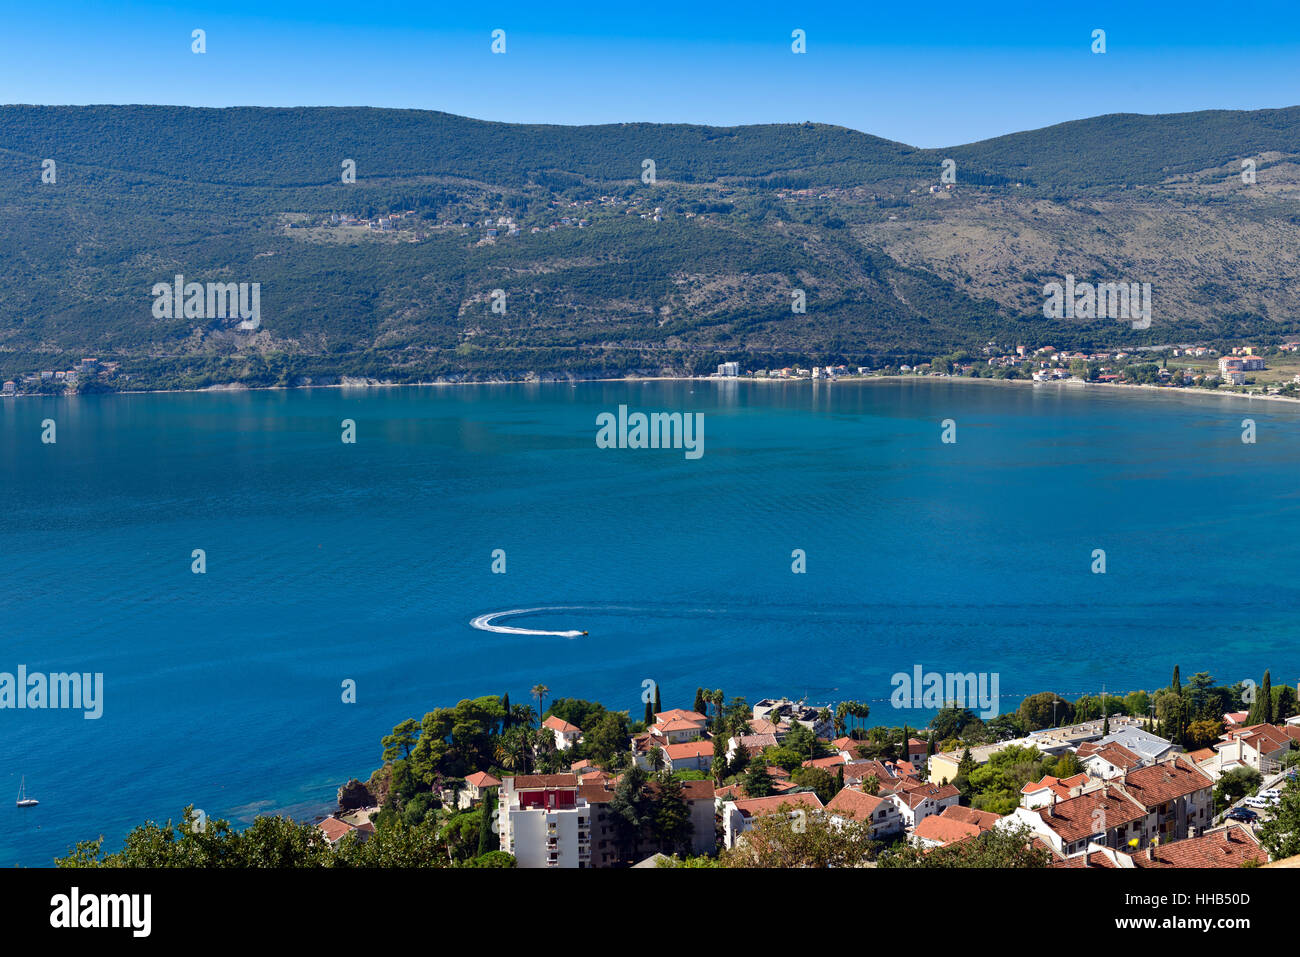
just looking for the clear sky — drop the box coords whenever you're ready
[4,0,1299,147]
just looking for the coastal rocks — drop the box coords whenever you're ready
[337,778,375,811]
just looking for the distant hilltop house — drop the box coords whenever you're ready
[542,715,583,750]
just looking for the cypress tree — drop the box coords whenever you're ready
[476,788,499,856]
[644,698,654,726]
[653,684,662,716]
[1171,666,1181,695]
[502,692,511,730]
[1263,670,1273,724]
[694,687,707,715]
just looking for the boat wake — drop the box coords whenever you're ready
[469,607,588,638]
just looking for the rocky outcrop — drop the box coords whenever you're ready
[337,778,375,811]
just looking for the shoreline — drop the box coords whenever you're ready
[3,371,1298,408]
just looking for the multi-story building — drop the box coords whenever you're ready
[500,774,716,867]
[498,774,593,868]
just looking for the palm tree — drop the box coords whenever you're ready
[530,684,550,726]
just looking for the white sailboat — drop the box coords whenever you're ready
[16,776,37,807]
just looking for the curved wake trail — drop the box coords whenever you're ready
[470,608,587,638]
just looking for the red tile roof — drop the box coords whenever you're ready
[825,787,888,822]
[542,715,581,733]
[939,805,1001,831]
[664,740,714,760]
[318,817,354,842]
[654,709,707,725]
[465,771,501,788]
[1034,788,1147,843]
[1119,757,1213,807]
[1052,850,1120,868]
[731,792,824,818]
[802,755,847,770]
[510,774,579,790]
[913,814,981,846]
[1132,825,1266,868]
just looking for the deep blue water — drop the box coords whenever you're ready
[1,377,1297,864]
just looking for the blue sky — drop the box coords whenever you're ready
[4,0,1300,147]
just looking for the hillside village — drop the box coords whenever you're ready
[319,679,1300,869]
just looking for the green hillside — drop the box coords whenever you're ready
[1,104,1299,390]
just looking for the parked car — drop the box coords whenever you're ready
[1244,796,1271,809]
[1227,807,1259,822]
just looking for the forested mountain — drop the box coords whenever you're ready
[2,104,1300,389]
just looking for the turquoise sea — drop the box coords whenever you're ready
[1,378,1297,864]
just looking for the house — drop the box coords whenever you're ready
[1224,711,1249,728]
[904,737,928,767]
[726,733,778,763]
[1079,741,1143,779]
[912,814,982,849]
[1090,726,1177,765]
[1214,723,1293,774]
[662,739,713,773]
[831,736,863,760]
[722,792,824,849]
[1131,825,1266,868]
[888,780,960,829]
[1006,786,1151,857]
[651,709,709,743]
[1053,824,1265,869]
[317,816,374,849]
[841,760,898,790]
[1117,757,1215,844]
[542,715,583,750]
[456,770,502,809]
[941,805,1002,831]
[911,805,1001,849]
[825,786,905,840]
[1020,772,1091,808]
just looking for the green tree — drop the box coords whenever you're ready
[719,805,878,867]
[1248,670,1273,725]
[791,766,837,804]
[879,823,1052,868]
[1214,767,1262,812]
[1018,692,1072,731]
[530,684,550,726]
[742,758,775,798]
[381,718,420,763]
[476,787,499,856]
[609,766,653,862]
[1257,779,1300,860]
